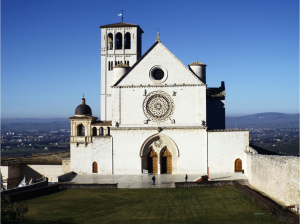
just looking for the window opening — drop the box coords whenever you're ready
[125,32,131,49]
[107,33,113,50]
[92,127,97,136]
[77,124,85,136]
[115,33,122,49]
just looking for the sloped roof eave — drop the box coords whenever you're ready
[99,22,144,33]
[113,41,159,86]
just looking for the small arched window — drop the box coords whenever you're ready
[77,124,85,136]
[125,32,131,49]
[115,33,122,49]
[92,161,98,173]
[92,127,97,136]
[111,61,113,70]
[107,33,113,50]
[108,61,111,71]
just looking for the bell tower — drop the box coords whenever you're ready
[99,22,144,121]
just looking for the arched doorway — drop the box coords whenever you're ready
[140,134,179,174]
[148,149,158,173]
[161,148,172,174]
[235,159,242,172]
[92,161,98,173]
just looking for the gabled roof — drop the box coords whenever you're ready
[113,41,205,86]
[99,22,144,33]
[113,41,159,86]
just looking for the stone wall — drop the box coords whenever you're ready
[1,179,48,195]
[21,165,65,182]
[175,180,233,188]
[0,166,9,181]
[244,151,300,206]
[208,130,249,173]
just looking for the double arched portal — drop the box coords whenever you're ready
[140,134,179,174]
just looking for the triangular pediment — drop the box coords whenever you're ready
[114,42,204,86]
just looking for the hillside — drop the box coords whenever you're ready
[226,112,299,129]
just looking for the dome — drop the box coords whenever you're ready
[189,59,206,66]
[75,97,92,116]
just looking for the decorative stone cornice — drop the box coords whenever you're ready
[207,129,248,132]
[112,84,206,88]
[110,126,207,131]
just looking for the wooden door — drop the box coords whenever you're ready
[235,159,242,172]
[152,157,158,173]
[149,149,158,173]
[93,162,98,173]
[163,149,172,174]
[166,157,172,174]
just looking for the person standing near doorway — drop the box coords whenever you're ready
[152,175,156,185]
[185,174,188,182]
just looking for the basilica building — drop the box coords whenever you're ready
[68,22,249,175]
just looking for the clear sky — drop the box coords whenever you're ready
[1,0,299,119]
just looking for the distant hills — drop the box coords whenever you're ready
[1,118,70,132]
[1,118,69,123]
[226,113,299,129]
[1,113,299,130]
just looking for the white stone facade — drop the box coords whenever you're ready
[69,21,249,176]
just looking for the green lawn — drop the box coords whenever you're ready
[18,187,281,224]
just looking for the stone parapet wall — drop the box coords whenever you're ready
[1,179,48,196]
[233,181,299,224]
[175,180,233,188]
[58,183,118,189]
[57,171,75,182]
[244,152,300,206]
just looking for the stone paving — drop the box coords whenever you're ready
[63,172,247,189]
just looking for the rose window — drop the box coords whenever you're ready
[143,91,174,121]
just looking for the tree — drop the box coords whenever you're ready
[1,195,28,223]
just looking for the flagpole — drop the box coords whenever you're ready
[122,10,123,22]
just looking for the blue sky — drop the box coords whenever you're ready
[1,0,299,119]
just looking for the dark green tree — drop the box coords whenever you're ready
[1,195,28,223]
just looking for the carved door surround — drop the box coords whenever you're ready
[140,133,179,174]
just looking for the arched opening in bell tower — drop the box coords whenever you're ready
[107,33,113,50]
[125,32,131,49]
[77,124,85,136]
[115,33,122,49]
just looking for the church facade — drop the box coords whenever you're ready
[69,22,249,175]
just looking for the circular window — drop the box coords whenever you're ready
[149,66,168,84]
[143,91,174,121]
[153,69,164,80]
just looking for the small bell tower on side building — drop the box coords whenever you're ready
[99,22,144,121]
